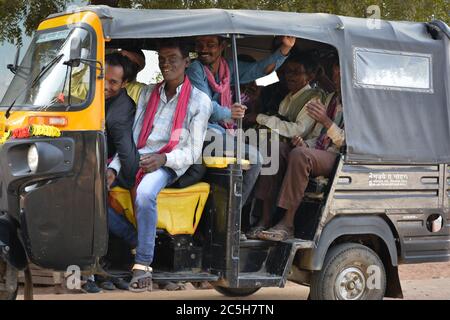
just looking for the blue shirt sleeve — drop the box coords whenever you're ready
[210,100,232,122]
[186,60,210,97]
[187,60,232,123]
[228,49,288,85]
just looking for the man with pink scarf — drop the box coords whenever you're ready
[108,39,212,292]
[186,35,296,208]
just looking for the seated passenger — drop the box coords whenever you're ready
[250,57,344,241]
[107,38,212,292]
[104,52,140,190]
[250,54,325,140]
[81,53,139,294]
[246,36,291,118]
[187,35,295,133]
[71,48,146,105]
[186,35,296,207]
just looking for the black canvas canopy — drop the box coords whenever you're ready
[51,6,450,163]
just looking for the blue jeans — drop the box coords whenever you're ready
[108,167,175,266]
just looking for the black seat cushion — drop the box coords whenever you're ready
[169,164,207,189]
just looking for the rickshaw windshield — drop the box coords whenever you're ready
[0,27,92,109]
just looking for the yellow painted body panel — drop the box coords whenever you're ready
[109,182,210,235]
[0,11,105,132]
[203,156,251,169]
[0,114,5,137]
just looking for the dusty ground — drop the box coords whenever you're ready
[15,262,450,300]
[398,262,450,280]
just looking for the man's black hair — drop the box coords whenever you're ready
[123,47,145,60]
[157,38,190,58]
[286,53,320,77]
[105,52,138,83]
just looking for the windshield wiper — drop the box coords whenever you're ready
[31,53,64,88]
[4,96,18,119]
[5,53,64,118]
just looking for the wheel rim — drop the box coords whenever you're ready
[334,267,366,300]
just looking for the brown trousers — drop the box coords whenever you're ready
[255,142,337,212]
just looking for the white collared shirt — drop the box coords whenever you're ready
[110,81,212,177]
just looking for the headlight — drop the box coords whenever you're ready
[27,144,39,173]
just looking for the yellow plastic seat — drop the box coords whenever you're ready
[203,156,251,170]
[109,182,210,235]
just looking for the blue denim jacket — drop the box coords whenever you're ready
[186,49,288,133]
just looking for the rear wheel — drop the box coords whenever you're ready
[0,259,18,300]
[310,243,386,300]
[212,285,261,297]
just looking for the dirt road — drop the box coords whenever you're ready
[17,262,450,300]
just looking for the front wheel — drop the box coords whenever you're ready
[310,243,386,300]
[212,285,261,297]
[0,259,18,300]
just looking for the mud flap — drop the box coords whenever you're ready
[0,259,18,297]
[0,214,27,270]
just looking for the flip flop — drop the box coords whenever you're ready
[129,267,152,292]
[246,225,266,239]
[258,225,294,241]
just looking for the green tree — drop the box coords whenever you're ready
[127,0,448,22]
[0,0,72,45]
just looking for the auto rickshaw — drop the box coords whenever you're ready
[0,5,449,300]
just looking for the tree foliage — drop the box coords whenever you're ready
[123,0,448,24]
[0,0,448,44]
[0,0,70,45]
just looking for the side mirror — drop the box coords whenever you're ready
[68,36,82,67]
[7,45,21,74]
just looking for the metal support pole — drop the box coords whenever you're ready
[231,34,243,165]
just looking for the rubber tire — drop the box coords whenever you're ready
[310,243,386,300]
[0,259,18,300]
[213,285,261,297]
